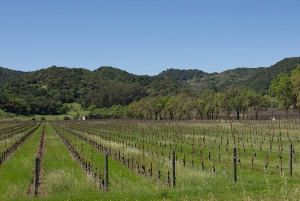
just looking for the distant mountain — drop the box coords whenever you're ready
[246,57,300,93]
[158,68,209,82]
[159,67,261,91]
[0,67,28,84]
[1,57,300,115]
[0,65,189,115]
[159,57,300,93]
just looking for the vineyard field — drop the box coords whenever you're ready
[1,119,300,200]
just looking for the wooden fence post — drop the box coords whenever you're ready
[290,143,293,177]
[233,148,237,183]
[104,153,108,191]
[172,151,176,188]
[34,157,39,195]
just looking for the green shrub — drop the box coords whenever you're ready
[63,116,71,120]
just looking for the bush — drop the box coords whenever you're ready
[41,116,46,121]
[73,112,80,120]
[63,116,71,120]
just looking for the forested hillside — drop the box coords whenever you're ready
[246,57,300,93]
[0,66,190,115]
[160,57,300,93]
[160,67,262,91]
[1,57,300,116]
[0,67,28,84]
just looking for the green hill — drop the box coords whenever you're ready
[0,65,189,116]
[159,57,300,93]
[0,66,28,84]
[246,57,300,93]
[1,57,300,116]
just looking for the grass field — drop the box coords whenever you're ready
[1,120,300,200]
[0,124,42,200]
[0,103,89,121]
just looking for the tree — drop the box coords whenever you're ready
[165,96,177,120]
[247,90,268,120]
[174,96,193,120]
[219,86,244,120]
[126,101,145,119]
[59,103,70,114]
[214,92,221,120]
[269,73,297,118]
[264,95,278,108]
[73,112,81,120]
[238,89,256,120]
[109,104,124,119]
[155,96,170,119]
[88,104,97,112]
[148,97,161,120]
[231,87,249,120]
[137,98,153,119]
[63,116,71,120]
[202,89,216,120]
[194,97,205,120]
[219,91,232,119]
[291,65,300,111]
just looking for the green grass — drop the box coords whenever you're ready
[51,122,168,200]
[0,124,43,200]
[34,102,89,120]
[0,133,25,153]
[0,103,89,121]
[0,109,17,120]
[40,123,101,200]
[2,120,300,200]
[50,120,300,200]
[65,103,89,116]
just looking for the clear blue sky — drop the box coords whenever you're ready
[1,0,299,75]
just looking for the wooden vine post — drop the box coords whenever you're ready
[104,152,109,191]
[172,151,176,188]
[233,148,237,183]
[290,143,293,177]
[34,157,39,195]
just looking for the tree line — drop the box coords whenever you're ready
[1,63,300,118]
[0,66,189,116]
[89,87,272,120]
[90,65,300,120]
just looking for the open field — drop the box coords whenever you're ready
[0,103,90,121]
[1,119,300,200]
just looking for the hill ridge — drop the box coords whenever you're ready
[0,56,300,116]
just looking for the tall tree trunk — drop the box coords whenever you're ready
[285,107,288,119]
[242,110,246,120]
[226,109,231,119]
[197,109,203,120]
[255,111,258,120]
[236,110,240,120]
